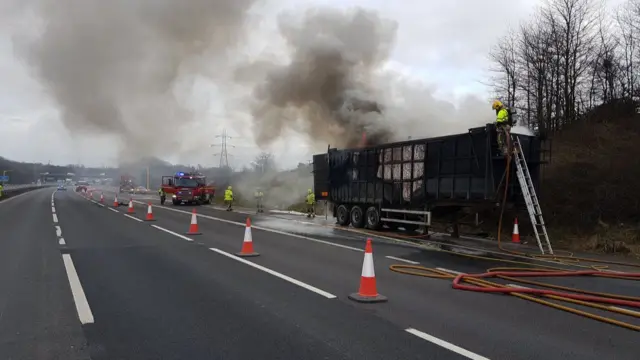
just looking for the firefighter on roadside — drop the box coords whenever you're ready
[306,188,316,218]
[224,185,234,211]
[158,187,166,205]
[254,188,264,213]
[0,183,3,199]
[492,100,511,154]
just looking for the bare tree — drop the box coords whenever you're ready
[616,0,640,99]
[488,0,623,135]
[489,32,520,110]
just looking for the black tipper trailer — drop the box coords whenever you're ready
[312,123,547,231]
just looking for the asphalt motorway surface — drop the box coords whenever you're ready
[0,189,638,360]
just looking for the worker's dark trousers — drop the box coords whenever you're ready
[307,204,315,217]
[256,200,264,213]
[225,200,233,211]
[496,124,510,154]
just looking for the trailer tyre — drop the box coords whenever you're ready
[336,205,350,226]
[365,207,382,230]
[350,206,365,229]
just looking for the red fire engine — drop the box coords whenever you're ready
[160,171,215,205]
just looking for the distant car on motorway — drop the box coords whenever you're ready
[74,181,89,192]
[57,185,67,191]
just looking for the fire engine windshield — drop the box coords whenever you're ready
[174,177,203,187]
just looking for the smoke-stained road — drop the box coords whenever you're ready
[0,188,638,359]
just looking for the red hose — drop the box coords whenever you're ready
[452,271,640,308]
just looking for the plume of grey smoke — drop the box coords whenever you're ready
[236,7,399,149]
[237,6,495,151]
[374,71,494,140]
[12,0,256,164]
[229,5,496,209]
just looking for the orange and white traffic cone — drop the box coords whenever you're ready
[113,195,119,207]
[186,208,201,235]
[236,217,259,257]
[127,199,135,214]
[348,239,387,303]
[144,203,156,221]
[512,217,520,244]
[100,193,104,204]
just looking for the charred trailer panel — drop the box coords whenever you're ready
[312,123,545,231]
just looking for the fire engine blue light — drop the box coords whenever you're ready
[176,172,185,176]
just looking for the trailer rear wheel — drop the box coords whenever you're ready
[336,205,350,226]
[350,206,365,228]
[365,207,382,230]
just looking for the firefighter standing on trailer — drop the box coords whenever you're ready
[306,189,315,218]
[492,100,511,154]
[254,188,264,213]
[224,186,234,211]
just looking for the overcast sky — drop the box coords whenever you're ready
[0,0,623,169]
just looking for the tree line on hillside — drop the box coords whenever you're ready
[490,0,640,133]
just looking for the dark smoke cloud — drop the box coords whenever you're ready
[13,0,257,163]
[237,7,399,148]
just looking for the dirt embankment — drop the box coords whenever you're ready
[539,101,640,254]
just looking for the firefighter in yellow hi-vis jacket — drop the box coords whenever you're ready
[158,187,166,205]
[224,186,233,211]
[306,189,315,218]
[492,100,511,154]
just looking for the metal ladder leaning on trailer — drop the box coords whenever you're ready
[511,135,554,255]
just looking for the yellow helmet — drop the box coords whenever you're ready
[308,189,312,193]
[492,100,503,110]
[227,186,232,190]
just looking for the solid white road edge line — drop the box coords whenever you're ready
[132,200,363,252]
[151,225,194,242]
[108,208,119,213]
[209,247,337,299]
[62,254,95,324]
[123,214,143,222]
[385,256,420,265]
[405,328,490,360]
